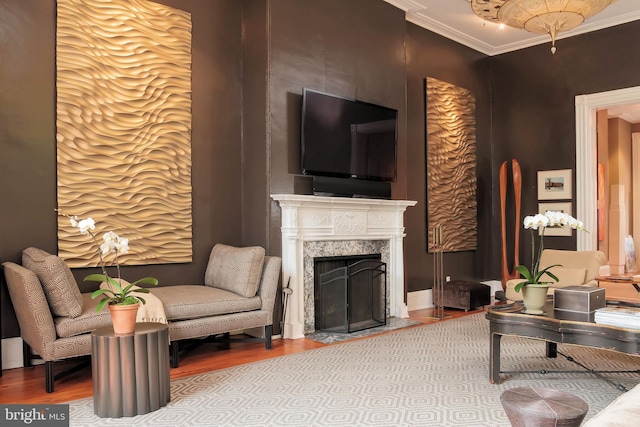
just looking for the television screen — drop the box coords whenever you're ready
[301,89,398,182]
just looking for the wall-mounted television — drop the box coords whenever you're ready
[301,89,398,185]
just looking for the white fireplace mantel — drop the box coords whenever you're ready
[271,194,417,339]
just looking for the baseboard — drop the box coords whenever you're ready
[243,327,283,341]
[407,289,433,311]
[2,337,24,370]
[243,327,264,338]
[482,280,503,297]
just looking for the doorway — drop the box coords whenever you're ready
[575,85,640,252]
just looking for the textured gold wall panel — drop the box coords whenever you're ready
[426,77,477,253]
[56,0,193,267]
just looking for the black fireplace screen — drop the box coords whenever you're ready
[314,254,386,333]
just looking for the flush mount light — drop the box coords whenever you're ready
[470,0,618,54]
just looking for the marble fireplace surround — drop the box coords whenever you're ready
[271,194,417,339]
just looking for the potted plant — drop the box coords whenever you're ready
[62,213,158,333]
[514,210,585,314]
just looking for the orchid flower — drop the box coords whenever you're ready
[56,210,158,312]
[514,210,587,293]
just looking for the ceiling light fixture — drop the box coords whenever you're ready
[470,0,618,54]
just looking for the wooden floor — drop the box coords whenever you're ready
[0,307,485,404]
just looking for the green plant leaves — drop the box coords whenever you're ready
[513,264,562,293]
[87,274,158,312]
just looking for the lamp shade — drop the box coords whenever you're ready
[471,0,618,53]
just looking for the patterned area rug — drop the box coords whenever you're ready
[69,313,640,426]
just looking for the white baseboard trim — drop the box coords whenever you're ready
[242,327,281,341]
[243,327,264,338]
[2,337,24,370]
[407,289,433,311]
[482,280,503,297]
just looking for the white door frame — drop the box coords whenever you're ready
[575,85,640,251]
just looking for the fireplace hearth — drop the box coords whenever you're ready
[314,254,386,333]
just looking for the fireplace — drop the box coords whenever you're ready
[271,194,416,339]
[303,239,389,334]
[314,254,386,333]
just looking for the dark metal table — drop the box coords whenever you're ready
[596,275,640,293]
[486,301,640,384]
[92,322,170,418]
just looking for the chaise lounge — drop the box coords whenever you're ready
[1,243,281,392]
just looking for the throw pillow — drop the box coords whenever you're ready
[22,247,84,318]
[548,267,587,289]
[204,244,265,298]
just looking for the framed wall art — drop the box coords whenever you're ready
[56,0,193,267]
[425,76,477,253]
[537,169,572,200]
[538,202,573,236]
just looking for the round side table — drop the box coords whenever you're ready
[500,387,588,427]
[91,322,170,418]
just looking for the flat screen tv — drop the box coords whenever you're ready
[301,89,398,183]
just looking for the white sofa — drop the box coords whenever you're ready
[505,249,606,301]
[583,382,640,426]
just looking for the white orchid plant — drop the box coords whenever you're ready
[59,212,158,312]
[513,210,585,293]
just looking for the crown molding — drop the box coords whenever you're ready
[406,12,498,56]
[410,8,640,56]
[382,0,423,13]
[385,0,640,56]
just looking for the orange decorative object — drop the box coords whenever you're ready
[500,159,522,289]
[512,159,522,273]
[108,303,139,334]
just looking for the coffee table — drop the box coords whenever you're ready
[486,300,640,385]
[596,275,640,303]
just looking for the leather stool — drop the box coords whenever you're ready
[439,280,491,311]
[500,387,588,427]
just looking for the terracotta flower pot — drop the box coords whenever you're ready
[108,303,139,334]
[521,284,550,315]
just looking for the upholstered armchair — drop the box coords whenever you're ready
[1,260,106,393]
[505,249,606,301]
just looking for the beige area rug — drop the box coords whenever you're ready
[68,313,640,426]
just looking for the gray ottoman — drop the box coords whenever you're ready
[439,280,491,311]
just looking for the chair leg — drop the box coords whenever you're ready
[22,341,32,368]
[264,325,273,350]
[45,361,54,393]
[221,332,231,350]
[170,342,179,368]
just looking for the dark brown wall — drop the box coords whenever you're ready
[263,0,409,256]
[241,0,270,249]
[404,23,492,292]
[491,21,640,273]
[0,0,244,337]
